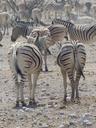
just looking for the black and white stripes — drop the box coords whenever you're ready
[57,41,86,103]
[8,42,42,108]
[52,18,96,43]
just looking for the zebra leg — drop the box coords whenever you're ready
[75,73,81,103]
[75,80,80,103]
[20,79,26,107]
[14,76,20,108]
[69,72,75,102]
[70,80,75,102]
[29,71,40,107]
[28,74,34,107]
[3,26,5,35]
[67,71,75,102]
[61,69,67,103]
[44,49,48,72]
[6,24,9,35]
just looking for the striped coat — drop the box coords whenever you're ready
[8,39,42,108]
[57,41,86,103]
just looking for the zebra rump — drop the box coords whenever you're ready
[57,41,86,79]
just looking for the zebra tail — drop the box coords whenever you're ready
[13,48,23,78]
[75,51,85,80]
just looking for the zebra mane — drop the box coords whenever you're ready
[52,18,74,27]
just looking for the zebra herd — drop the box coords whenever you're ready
[6,19,89,108]
[1,14,96,108]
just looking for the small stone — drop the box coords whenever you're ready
[45,93,50,96]
[82,119,92,126]
[59,103,66,109]
[68,113,77,118]
[59,112,65,115]
[42,89,46,92]
[59,124,65,128]
[50,96,55,100]
[46,84,49,86]
[82,113,92,118]
[41,123,49,128]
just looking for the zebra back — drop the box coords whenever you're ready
[48,24,68,42]
[52,18,96,43]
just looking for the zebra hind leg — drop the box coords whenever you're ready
[20,78,26,107]
[28,71,40,108]
[75,74,81,103]
[13,75,21,108]
[70,81,75,103]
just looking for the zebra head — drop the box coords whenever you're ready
[11,25,28,42]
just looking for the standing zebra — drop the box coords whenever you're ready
[27,25,68,71]
[57,41,86,103]
[52,18,96,43]
[8,41,42,108]
[32,8,42,26]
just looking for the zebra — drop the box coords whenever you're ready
[0,11,10,35]
[8,41,42,108]
[32,8,42,26]
[43,2,65,20]
[52,18,96,43]
[57,41,86,103]
[27,25,68,71]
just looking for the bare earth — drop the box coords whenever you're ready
[0,33,96,128]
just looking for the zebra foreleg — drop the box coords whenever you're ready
[61,69,67,103]
[20,79,26,107]
[44,49,48,72]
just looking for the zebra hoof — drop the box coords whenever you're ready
[71,98,75,103]
[21,101,26,107]
[45,68,48,72]
[13,101,21,109]
[63,100,67,104]
[0,44,3,47]
[28,100,37,108]
[75,98,80,104]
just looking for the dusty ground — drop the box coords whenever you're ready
[0,33,96,128]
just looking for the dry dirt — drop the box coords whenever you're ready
[0,33,96,128]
